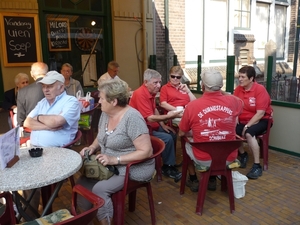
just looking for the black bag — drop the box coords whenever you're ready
[80,151,118,180]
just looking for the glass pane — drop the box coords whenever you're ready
[61,0,75,9]
[45,0,60,7]
[275,5,286,58]
[255,3,269,59]
[241,12,250,28]
[77,0,90,10]
[45,14,106,87]
[242,0,250,11]
[235,0,241,9]
[91,0,103,12]
[234,11,241,27]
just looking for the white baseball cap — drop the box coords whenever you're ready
[37,71,65,84]
[200,70,223,91]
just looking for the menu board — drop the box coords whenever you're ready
[0,13,41,67]
[47,18,71,51]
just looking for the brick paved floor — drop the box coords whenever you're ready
[51,141,300,225]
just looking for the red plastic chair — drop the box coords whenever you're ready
[180,137,244,215]
[112,136,165,225]
[257,117,273,170]
[0,185,104,225]
[0,192,17,225]
[79,103,100,145]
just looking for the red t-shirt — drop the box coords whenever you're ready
[129,85,160,130]
[179,91,243,161]
[160,82,190,108]
[234,82,272,123]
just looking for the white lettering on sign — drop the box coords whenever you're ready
[49,21,67,28]
[9,40,31,52]
[4,18,32,29]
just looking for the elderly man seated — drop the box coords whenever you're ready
[24,70,80,147]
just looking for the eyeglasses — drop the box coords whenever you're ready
[170,75,182,79]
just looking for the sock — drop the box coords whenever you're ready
[189,174,197,182]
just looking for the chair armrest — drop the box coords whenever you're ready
[70,184,104,215]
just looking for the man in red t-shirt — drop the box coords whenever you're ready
[234,66,273,179]
[179,70,243,191]
[130,69,182,182]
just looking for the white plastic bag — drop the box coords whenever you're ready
[76,91,94,113]
[232,171,248,199]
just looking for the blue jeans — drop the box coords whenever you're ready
[153,126,177,165]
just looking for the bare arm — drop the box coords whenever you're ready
[24,114,66,130]
[160,101,176,112]
[79,137,101,156]
[147,108,182,123]
[96,133,153,165]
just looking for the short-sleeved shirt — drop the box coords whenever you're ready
[97,72,120,86]
[97,107,155,181]
[28,91,80,147]
[160,82,190,108]
[129,85,159,130]
[234,82,272,123]
[179,91,243,161]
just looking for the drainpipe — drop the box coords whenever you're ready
[141,0,148,84]
[164,0,169,82]
[290,0,300,102]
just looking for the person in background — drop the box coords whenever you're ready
[24,71,80,147]
[17,62,48,127]
[3,73,29,129]
[129,69,182,182]
[77,79,155,225]
[234,65,273,179]
[3,73,29,111]
[179,70,243,192]
[97,61,120,86]
[61,63,84,96]
[160,66,196,112]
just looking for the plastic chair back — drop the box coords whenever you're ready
[112,136,165,225]
[0,192,17,225]
[180,137,243,215]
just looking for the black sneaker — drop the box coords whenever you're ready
[246,166,262,179]
[239,152,249,168]
[207,176,217,191]
[162,165,182,182]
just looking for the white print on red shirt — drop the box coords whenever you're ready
[249,97,256,106]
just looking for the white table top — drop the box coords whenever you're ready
[0,147,82,191]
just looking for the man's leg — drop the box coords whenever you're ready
[152,129,181,182]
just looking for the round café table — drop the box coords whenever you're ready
[0,147,82,221]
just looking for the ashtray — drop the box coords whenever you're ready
[28,148,43,157]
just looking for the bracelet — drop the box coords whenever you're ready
[117,156,121,165]
[245,125,249,129]
[37,114,41,123]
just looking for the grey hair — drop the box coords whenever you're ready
[61,63,73,72]
[14,73,29,85]
[98,79,129,107]
[143,69,162,82]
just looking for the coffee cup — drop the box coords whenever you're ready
[176,106,184,111]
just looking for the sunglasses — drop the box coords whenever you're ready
[170,75,182,79]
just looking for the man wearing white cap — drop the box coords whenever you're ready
[178,70,243,192]
[24,70,80,147]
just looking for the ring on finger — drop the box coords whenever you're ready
[101,159,105,163]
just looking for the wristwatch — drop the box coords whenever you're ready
[245,125,249,129]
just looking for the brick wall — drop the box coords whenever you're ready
[153,0,185,84]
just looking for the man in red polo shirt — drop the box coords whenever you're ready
[130,69,182,182]
[179,70,243,191]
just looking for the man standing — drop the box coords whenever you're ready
[17,62,48,126]
[97,61,120,86]
[130,69,182,182]
[179,70,243,192]
[24,71,80,147]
